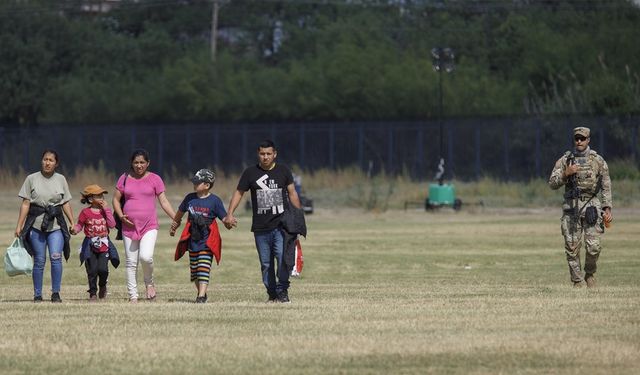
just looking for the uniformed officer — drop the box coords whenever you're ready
[548,126,613,288]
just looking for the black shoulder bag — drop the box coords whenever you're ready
[114,173,128,240]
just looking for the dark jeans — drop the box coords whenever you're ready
[85,251,109,296]
[254,228,289,297]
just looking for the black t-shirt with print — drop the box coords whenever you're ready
[237,163,294,232]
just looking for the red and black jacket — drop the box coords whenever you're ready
[174,220,222,265]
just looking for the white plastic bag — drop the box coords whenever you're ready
[4,238,33,277]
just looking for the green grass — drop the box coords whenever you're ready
[0,197,639,374]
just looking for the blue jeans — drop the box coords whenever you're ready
[254,228,289,297]
[29,229,64,297]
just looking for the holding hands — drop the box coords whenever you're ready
[169,218,180,237]
[222,214,237,230]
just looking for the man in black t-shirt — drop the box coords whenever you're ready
[225,140,301,303]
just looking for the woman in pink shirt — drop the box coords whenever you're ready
[112,149,176,303]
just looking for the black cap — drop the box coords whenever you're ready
[191,169,215,184]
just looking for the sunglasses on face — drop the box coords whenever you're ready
[574,136,587,142]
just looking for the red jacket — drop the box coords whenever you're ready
[174,220,222,265]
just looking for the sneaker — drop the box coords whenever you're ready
[277,291,291,304]
[98,286,107,299]
[34,296,43,303]
[266,292,278,303]
[195,295,208,304]
[573,281,584,288]
[51,292,62,303]
[89,294,98,302]
[585,275,597,288]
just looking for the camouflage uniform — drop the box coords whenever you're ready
[548,129,612,285]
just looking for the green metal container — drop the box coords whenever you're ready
[428,183,455,205]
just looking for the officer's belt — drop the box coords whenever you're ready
[578,194,597,201]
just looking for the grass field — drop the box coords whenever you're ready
[0,191,639,374]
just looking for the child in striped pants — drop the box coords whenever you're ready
[170,169,228,303]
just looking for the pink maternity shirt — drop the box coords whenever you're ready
[116,172,165,241]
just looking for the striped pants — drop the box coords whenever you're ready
[189,249,213,284]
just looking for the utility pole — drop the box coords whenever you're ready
[211,0,219,62]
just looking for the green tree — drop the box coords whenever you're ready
[0,1,80,124]
[1,0,640,124]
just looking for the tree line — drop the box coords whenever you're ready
[1,0,639,125]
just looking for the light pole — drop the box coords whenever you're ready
[431,47,455,185]
[425,47,461,211]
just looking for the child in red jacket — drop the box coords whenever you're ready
[170,169,228,303]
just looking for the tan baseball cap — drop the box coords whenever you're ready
[573,126,590,138]
[81,184,108,197]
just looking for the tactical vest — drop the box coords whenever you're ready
[572,151,601,196]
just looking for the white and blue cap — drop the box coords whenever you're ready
[191,168,215,184]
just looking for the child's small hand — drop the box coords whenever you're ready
[98,199,108,209]
[69,227,77,235]
[170,219,180,236]
[222,215,237,230]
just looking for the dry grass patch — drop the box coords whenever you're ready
[0,197,639,374]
